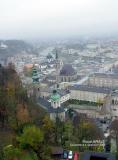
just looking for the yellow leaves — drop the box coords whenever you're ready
[97,99,103,105]
[80,121,93,130]
[17,125,44,150]
[42,115,54,131]
[16,104,31,124]
[6,82,15,97]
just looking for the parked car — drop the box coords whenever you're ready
[74,152,79,160]
[63,150,68,159]
[68,151,73,159]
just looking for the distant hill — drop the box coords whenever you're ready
[0,40,34,58]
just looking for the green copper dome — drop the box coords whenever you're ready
[32,66,39,83]
[51,90,60,102]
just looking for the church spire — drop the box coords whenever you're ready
[55,49,58,60]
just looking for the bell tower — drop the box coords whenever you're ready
[32,65,39,83]
[51,90,61,108]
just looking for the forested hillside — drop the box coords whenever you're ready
[0,40,34,58]
[0,64,53,160]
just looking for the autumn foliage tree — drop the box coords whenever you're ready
[110,119,118,157]
[0,64,51,160]
[42,115,55,144]
[0,64,36,130]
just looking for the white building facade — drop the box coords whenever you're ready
[85,73,118,89]
[70,85,111,103]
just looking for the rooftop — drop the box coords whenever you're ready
[70,85,112,94]
[57,89,70,96]
[51,91,60,102]
[60,64,77,76]
[38,97,65,113]
[47,54,53,59]
[90,73,118,79]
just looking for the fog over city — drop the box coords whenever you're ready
[0,0,118,40]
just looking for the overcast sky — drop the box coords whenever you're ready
[0,0,118,40]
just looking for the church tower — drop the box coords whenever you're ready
[31,65,41,99]
[50,90,65,121]
[32,66,39,83]
[51,90,61,108]
[55,49,63,85]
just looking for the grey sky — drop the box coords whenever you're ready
[0,0,118,39]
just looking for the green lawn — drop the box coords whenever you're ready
[68,99,103,106]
